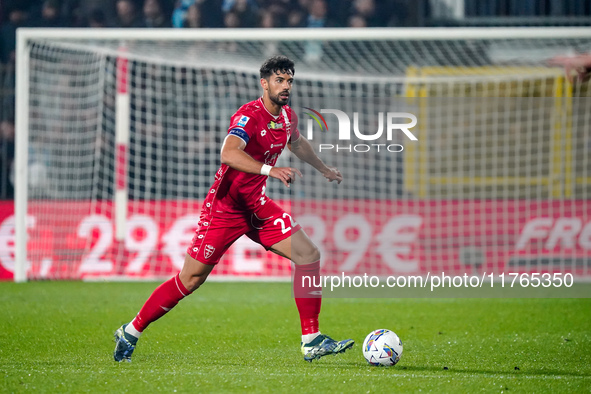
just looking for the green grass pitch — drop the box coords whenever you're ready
[1,281,590,393]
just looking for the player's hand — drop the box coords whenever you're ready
[548,54,591,83]
[269,167,302,188]
[322,166,343,184]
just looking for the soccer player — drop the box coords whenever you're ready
[113,55,354,362]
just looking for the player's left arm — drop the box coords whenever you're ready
[288,135,342,184]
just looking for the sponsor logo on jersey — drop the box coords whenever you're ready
[261,129,267,136]
[267,121,283,129]
[237,115,250,127]
[204,244,216,259]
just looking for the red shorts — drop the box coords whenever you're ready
[187,199,302,265]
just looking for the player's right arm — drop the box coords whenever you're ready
[220,135,301,188]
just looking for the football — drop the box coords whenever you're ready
[362,329,403,366]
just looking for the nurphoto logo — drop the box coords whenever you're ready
[303,107,418,153]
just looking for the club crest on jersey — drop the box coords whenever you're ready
[237,115,249,127]
[204,244,215,259]
[267,121,283,130]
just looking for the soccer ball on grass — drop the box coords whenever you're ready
[362,329,403,366]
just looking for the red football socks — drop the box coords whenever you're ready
[131,264,321,336]
[293,261,322,335]
[131,273,190,332]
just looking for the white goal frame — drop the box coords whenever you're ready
[14,27,591,282]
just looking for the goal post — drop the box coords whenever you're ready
[12,27,591,284]
[14,28,31,283]
[404,65,573,199]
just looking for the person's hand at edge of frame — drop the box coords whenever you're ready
[548,53,591,83]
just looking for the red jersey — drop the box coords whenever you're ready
[202,98,301,215]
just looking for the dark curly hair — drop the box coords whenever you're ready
[259,55,295,80]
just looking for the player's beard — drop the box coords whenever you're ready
[270,90,289,106]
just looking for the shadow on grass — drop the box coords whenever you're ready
[313,361,591,378]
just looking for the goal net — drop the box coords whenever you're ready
[10,28,591,283]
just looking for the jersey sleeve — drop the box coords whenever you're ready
[227,111,257,145]
[289,109,301,142]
